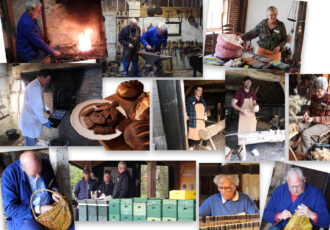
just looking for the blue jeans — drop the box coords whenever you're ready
[21,219,43,230]
[123,60,139,77]
[24,136,36,146]
[21,218,75,230]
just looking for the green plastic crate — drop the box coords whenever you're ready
[162,217,177,221]
[133,198,147,217]
[120,199,133,216]
[147,199,162,218]
[162,199,177,218]
[178,200,195,219]
[147,217,162,221]
[109,214,120,221]
[77,200,88,221]
[121,214,133,221]
[134,216,147,221]
[97,200,109,221]
[109,199,120,216]
[86,200,98,221]
[178,218,195,221]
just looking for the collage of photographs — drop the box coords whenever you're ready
[0,0,329,230]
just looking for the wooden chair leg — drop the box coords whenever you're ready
[237,145,243,160]
[209,138,216,150]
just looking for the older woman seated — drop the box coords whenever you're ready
[199,174,259,217]
[292,76,330,155]
[241,6,287,61]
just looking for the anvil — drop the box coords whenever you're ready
[138,51,172,64]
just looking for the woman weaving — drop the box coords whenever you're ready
[241,6,287,61]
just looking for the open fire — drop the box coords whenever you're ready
[79,29,93,52]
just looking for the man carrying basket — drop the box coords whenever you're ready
[1,151,74,230]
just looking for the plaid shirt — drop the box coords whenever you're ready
[186,96,207,128]
[310,92,330,125]
[233,88,257,107]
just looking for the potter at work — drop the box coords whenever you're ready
[263,167,330,229]
[231,77,259,157]
[1,151,74,230]
[18,69,53,146]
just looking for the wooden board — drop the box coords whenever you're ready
[238,130,285,145]
[140,6,200,18]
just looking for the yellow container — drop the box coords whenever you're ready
[169,190,196,200]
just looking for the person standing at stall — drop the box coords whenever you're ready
[231,77,260,157]
[97,170,114,197]
[241,6,287,61]
[18,69,53,146]
[16,0,61,62]
[119,18,141,77]
[73,168,98,200]
[185,86,208,150]
[112,161,134,198]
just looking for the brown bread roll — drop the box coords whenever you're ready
[116,80,144,99]
[129,92,150,121]
[124,121,149,150]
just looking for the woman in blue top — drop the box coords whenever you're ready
[185,86,208,150]
[199,174,259,217]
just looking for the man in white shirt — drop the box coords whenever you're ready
[18,69,53,146]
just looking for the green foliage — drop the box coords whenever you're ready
[70,165,83,199]
[140,165,169,198]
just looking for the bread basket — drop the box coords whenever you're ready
[30,189,73,230]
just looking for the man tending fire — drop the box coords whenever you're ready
[16,0,61,62]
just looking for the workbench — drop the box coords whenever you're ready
[237,130,285,161]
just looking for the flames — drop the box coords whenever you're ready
[78,29,93,52]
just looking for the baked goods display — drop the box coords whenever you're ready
[71,80,150,149]
[70,99,126,141]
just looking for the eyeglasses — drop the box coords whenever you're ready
[218,186,233,191]
[288,184,302,190]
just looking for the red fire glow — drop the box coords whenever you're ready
[79,29,93,52]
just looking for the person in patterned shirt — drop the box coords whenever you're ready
[241,6,287,61]
[292,76,330,155]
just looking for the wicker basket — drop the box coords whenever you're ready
[215,34,243,59]
[30,189,73,230]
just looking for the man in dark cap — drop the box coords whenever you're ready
[231,76,260,157]
[73,168,98,200]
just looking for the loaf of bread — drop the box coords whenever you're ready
[129,92,150,121]
[124,121,149,150]
[116,80,144,99]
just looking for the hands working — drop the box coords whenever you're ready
[44,121,53,129]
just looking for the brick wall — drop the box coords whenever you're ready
[228,0,241,32]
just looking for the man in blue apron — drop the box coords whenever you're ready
[119,18,141,77]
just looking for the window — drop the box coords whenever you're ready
[206,0,228,30]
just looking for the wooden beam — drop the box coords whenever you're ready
[199,120,225,140]
[147,161,156,198]
[49,147,72,204]
[293,1,307,62]
[184,80,225,86]
[4,0,16,61]
[238,130,285,145]
[226,69,285,82]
